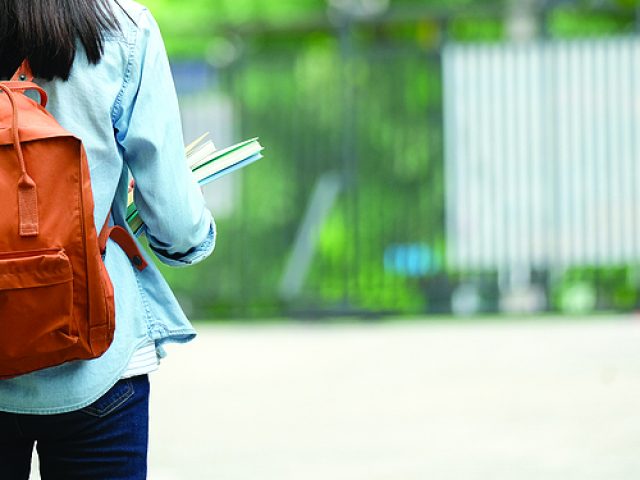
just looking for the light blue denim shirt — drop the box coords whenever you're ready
[0,0,215,414]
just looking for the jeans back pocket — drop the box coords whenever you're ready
[81,379,135,418]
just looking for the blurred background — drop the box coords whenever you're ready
[136,0,640,478]
[144,0,640,320]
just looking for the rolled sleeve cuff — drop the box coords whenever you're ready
[148,220,216,267]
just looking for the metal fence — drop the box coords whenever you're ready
[444,37,640,314]
[172,6,640,318]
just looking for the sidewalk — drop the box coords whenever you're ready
[146,317,640,480]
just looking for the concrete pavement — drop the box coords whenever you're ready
[30,316,640,479]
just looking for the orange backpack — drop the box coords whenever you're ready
[0,62,148,379]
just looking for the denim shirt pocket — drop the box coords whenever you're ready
[81,379,135,418]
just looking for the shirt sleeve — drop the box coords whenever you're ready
[112,9,215,266]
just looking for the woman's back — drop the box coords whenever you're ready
[42,0,209,243]
[0,2,214,477]
[0,0,214,413]
[0,0,215,474]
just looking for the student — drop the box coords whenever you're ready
[0,0,215,478]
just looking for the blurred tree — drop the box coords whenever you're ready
[144,0,640,317]
[143,0,507,57]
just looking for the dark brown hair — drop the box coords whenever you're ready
[0,0,120,81]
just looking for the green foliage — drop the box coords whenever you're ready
[551,266,640,313]
[549,10,636,37]
[449,17,503,41]
[155,1,640,317]
[144,0,328,57]
[185,40,444,316]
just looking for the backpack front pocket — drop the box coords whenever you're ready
[0,249,77,362]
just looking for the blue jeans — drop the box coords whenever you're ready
[0,375,149,480]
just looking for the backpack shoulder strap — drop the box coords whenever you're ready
[99,217,148,272]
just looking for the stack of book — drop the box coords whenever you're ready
[127,134,263,235]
